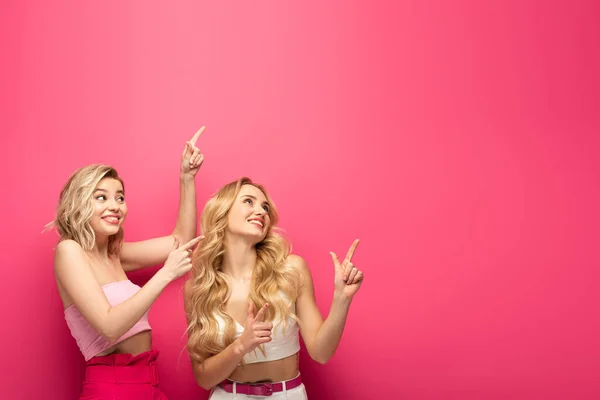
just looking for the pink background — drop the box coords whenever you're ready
[2,1,599,399]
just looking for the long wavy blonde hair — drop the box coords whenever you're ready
[185,177,300,363]
[47,164,125,255]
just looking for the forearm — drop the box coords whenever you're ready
[172,174,197,241]
[309,293,352,363]
[194,341,246,390]
[103,272,171,341]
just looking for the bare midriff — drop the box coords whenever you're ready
[95,330,153,357]
[228,352,299,383]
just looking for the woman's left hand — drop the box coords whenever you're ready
[181,126,206,177]
[330,239,364,300]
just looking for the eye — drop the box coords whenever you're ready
[117,196,125,202]
[95,195,106,201]
[262,204,270,213]
[244,198,253,205]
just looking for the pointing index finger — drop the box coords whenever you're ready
[343,239,360,265]
[189,126,206,146]
[255,303,269,322]
[180,235,204,251]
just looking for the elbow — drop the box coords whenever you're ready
[172,232,193,245]
[313,356,330,365]
[308,350,331,365]
[193,370,214,391]
[195,376,214,391]
[99,327,119,344]
[98,311,121,344]
[101,333,119,345]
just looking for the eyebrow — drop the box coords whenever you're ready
[242,195,270,206]
[94,188,124,194]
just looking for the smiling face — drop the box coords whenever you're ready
[225,184,271,244]
[88,177,128,238]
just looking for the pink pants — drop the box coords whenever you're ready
[79,349,168,400]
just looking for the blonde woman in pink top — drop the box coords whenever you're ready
[50,127,206,399]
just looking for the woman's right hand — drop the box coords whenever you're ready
[235,302,273,355]
[161,236,203,281]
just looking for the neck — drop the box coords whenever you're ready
[221,235,257,280]
[88,235,111,260]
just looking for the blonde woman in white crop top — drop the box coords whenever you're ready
[184,177,364,399]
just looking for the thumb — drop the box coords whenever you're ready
[247,301,255,321]
[329,251,341,272]
[255,303,269,322]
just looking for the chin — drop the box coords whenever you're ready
[226,226,267,243]
[239,230,266,244]
[101,231,120,239]
[94,226,121,237]
[252,233,268,245]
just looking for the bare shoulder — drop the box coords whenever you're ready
[286,254,314,288]
[54,240,88,273]
[55,240,85,262]
[286,254,309,272]
[55,239,83,252]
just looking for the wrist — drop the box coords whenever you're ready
[333,290,353,305]
[180,172,195,182]
[155,268,175,286]
[232,339,246,357]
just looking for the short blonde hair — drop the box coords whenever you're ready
[47,164,125,255]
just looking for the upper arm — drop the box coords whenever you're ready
[54,240,112,337]
[120,235,177,271]
[288,254,324,352]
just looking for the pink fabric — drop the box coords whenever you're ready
[219,374,303,396]
[64,280,152,361]
[80,349,168,399]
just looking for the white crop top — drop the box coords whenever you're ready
[215,305,300,364]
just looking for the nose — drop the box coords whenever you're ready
[107,198,120,211]
[254,205,266,216]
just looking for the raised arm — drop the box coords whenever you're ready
[120,127,205,271]
[293,239,364,364]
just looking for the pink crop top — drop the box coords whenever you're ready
[64,280,152,361]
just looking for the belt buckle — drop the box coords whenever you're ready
[249,382,273,396]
